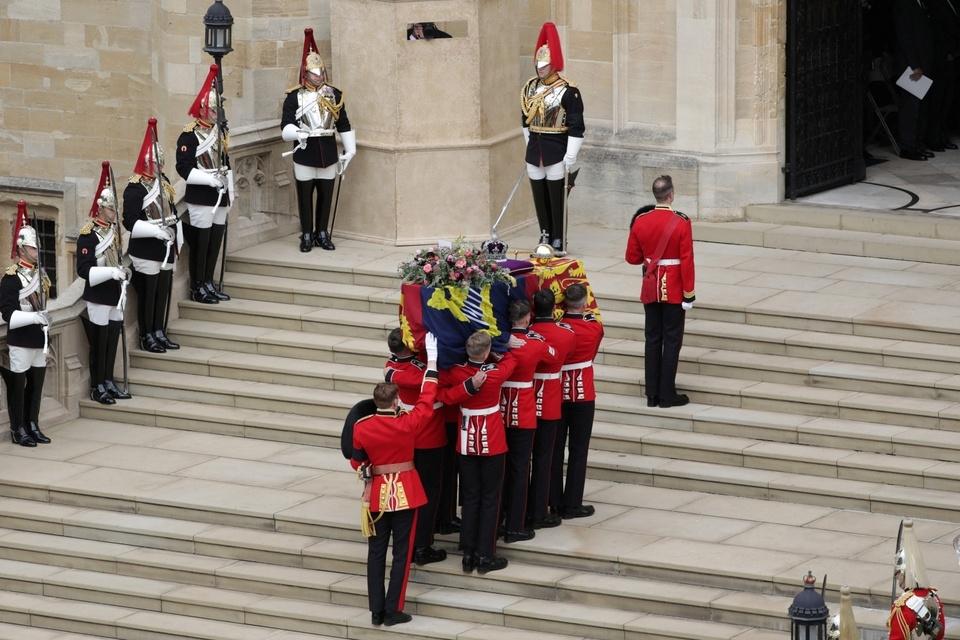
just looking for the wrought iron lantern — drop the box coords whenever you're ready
[789,571,829,640]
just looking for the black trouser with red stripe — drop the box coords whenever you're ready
[502,428,536,532]
[552,401,595,511]
[413,446,443,549]
[459,453,505,558]
[367,508,417,615]
[643,302,685,401]
[528,418,559,522]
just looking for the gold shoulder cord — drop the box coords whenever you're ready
[318,88,345,121]
[520,76,568,126]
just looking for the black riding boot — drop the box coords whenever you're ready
[4,369,33,446]
[296,179,315,252]
[314,178,336,250]
[190,227,217,304]
[205,223,230,300]
[546,179,566,252]
[154,269,179,350]
[25,366,50,443]
[529,179,551,244]
[83,316,113,405]
[103,320,131,400]
[133,271,164,353]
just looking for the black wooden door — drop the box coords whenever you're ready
[785,0,865,199]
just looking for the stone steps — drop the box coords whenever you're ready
[0,492,954,632]
[744,204,960,241]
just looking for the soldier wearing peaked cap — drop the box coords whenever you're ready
[0,201,52,447]
[281,28,356,253]
[78,162,132,405]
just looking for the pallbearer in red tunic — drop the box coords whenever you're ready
[625,174,695,408]
[528,288,576,528]
[352,333,439,627]
[888,519,945,640]
[383,328,447,566]
[439,331,517,574]
[551,283,603,519]
[499,299,556,543]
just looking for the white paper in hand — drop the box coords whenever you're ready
[896,67,933,100]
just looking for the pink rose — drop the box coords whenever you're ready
[455,258,466,268]
[489,263,498,271]
[423,264,433,273]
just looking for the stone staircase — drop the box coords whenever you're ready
[0,227,959,640]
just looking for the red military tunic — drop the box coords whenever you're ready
[501,328,556,429]
[624,205,695,305]
[384,354,446,449]
[889,588,945,640]
[530,318,577,420]
[350,374,438,512]
[561,312,604,403]
[439,353,516,456]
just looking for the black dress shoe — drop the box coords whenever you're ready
[899,150,927,161]
[529,513,562,529]
[103,380,131,400]
[384,612,412,626]
[316,230,336,251]
[300,233,313,253]
[414,546,447,566]
[646,396,659,407]
[155,330,179,350]
[561,504,596,519]
[140,334,166,353]
[659,394,690,408]
[503,529,535,543]
[205,282,230,301]
[10,426,36,447]
[929,145,946,152]
[461,551,476,573]
[945,142,958,150]
[475,554,509,574]
[371,611,384,626]
[27,422,50,444]
[90,384,116,405]
[191,283,219,304]
[922,150,935,158]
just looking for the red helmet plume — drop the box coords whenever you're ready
[90,160,116,218]
[534,22,564,72]
[11,200,29,259]
[299,27,326,85]
[188,64,220,124]
[133,118,161,179]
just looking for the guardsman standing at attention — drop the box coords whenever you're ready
[352,333,439,628]
[0,201,52,447]
[78,162,132,405]
[176,63,232,305]
[281,27,356,252]
[551,283,603,519]
[521,21,584,252]
[528,288,575,529]
[889,519,945,640]
[123,118,180,354]
[383,328,448,566]
[625,175,695,408]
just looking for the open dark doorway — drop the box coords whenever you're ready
[785,0,866,199]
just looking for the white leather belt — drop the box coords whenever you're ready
[501,381,533,389]
[533,372,561,380]
[658,259,680,266]
[462,405,500,417]
[561,360,593,371]
[398,400,442,411]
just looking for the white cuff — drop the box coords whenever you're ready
[340,129,357,155]
[8,310,36,330]
[522,127,530,145]
[565,136,583,159]
[131,220,159,239]
[281,124,301,143]
[187,168,216,187]
[88,266,115,287]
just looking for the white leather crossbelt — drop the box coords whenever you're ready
[658,259,680,266]
[561,360,593,371]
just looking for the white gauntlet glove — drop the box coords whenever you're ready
[424,332,439,364]
[522,127,530,145]
[9,310,46,330]
[564,136,583,169]
[681,301,694,312]
[339,130,357,173]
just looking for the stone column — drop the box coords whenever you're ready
[330,0,530,245]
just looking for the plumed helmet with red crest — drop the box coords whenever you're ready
[133,118,163,180]
[534,22,564,72]
[11,200,37,259]
[188,64,220,126]
[299,27,327,86]
[90,161,116,219]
